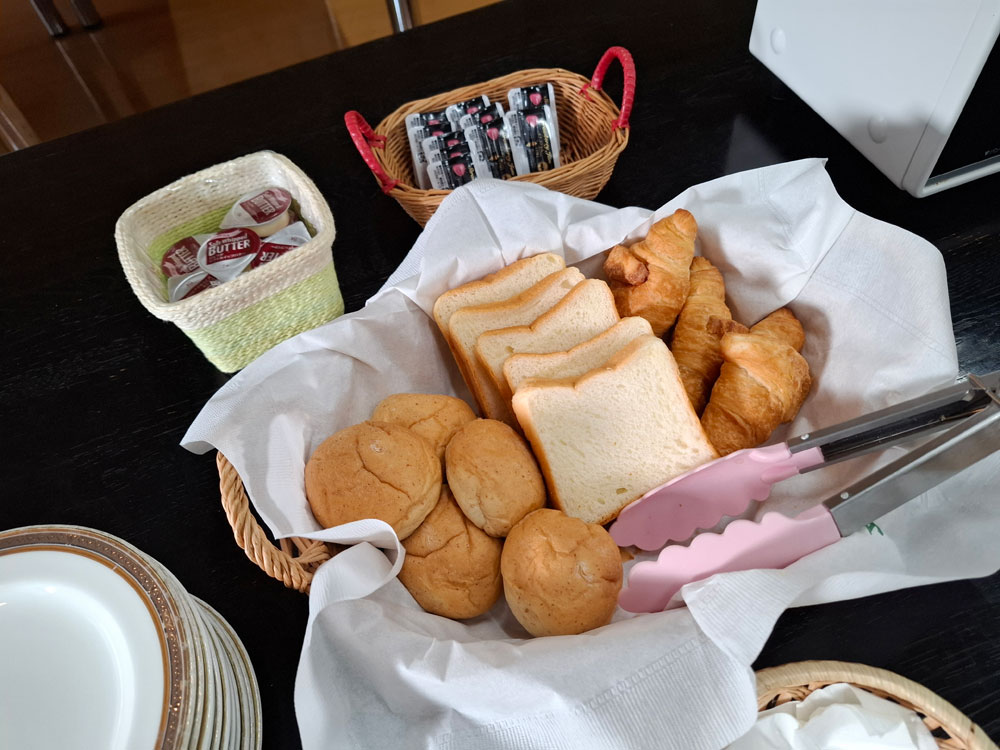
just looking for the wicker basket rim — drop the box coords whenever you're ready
[756,660,997,750]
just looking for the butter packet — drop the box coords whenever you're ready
[161,234,212,278]
[219,187,293,238]
[252,221,312,269]
[167,271,223,302]
[196,227,261,282]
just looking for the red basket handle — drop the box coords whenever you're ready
[580,46,636,131]
[344,110,399,194]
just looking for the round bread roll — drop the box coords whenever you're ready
[445,418,546,537]
[305,421,440,540]
[372,393,476,462]
[501,509,622,637]
[398,486,502,619]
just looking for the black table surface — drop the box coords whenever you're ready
[1,0,998,747]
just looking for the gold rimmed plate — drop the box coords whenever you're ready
[0,525,193,750]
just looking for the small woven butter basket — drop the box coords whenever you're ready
[345,46,635,226]
[756,660,998,750]
[116,151,343,373]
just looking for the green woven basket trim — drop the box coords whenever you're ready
[183,264,344,373]
[147,206,232,265]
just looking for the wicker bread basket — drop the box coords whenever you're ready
[217,460,998,748]
[218,452,330,593]
[116,151,344,373]
[756,661,998,750]
[344,46,635,226]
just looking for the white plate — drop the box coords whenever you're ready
[197,599,261,750]
[143,552,213,750]
[196,602,238,750]
[0,526,191,750]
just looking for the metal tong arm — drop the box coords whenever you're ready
[823,380,1000,536]
[788,371,1000,467]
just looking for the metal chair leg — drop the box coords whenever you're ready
[30,0,69,37]
[70,0,103,29]
[386,0,413,32]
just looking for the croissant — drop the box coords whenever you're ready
[603,209,697,336]
[701,307,811,455]
[670,257,737,414]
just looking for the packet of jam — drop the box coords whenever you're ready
[505,105,560,175]
[423,130,492,189]
[251,221,312,269]
[197,227,262,281]
[445,95,490,129]
[167,271,224,303]
[420,130,469,169]
[428,152,490,190]
[458,102,505,130]
[426,140,473,166]
[465,123,518,180]
[508,82,560,158]
[161,234,212,278]
[407,120,453,190]
[421,130,468,164]
[404,109,450,133]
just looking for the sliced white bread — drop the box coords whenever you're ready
[511,334,719,525]
[449,267,585,422]
[503,316,653,395]
[475,279,621,407]
[432,252,566,343]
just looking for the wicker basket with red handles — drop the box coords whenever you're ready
[344,46,635,226]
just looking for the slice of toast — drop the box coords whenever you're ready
[475,279,620,406]
[503,316,653,396]
[511,335,719,525]
[448,267,585,422]
[432,252,566,344]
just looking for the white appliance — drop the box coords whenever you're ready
[750,0,1000,197]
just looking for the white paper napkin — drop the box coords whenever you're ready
[727,683,938,750]
[182,159,1000,750]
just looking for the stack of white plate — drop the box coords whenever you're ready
[0,525,262,750]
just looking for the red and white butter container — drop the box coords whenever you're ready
[167,271,224,302]
[251,221,311,269]
[161,234,212,277]
[219,186,293,238]
[197,227,261,281]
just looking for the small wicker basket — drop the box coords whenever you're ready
[756,660,998,750]
[344,46,635,226]
[116,151,344,373]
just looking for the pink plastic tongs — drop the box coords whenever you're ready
[611,372,1000,613]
